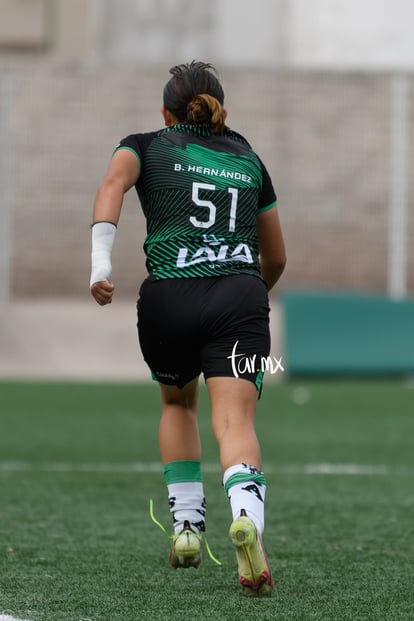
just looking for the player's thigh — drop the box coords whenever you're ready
[137,276,202,387]
[159,377,200,408]
[201,275,271,387]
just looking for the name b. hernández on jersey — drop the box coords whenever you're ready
[114,124,277,279]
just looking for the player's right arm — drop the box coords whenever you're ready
[90,148,140,306]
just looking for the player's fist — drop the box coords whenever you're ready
[91,280,114,306]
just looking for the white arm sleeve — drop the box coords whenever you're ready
[90,222,117,287]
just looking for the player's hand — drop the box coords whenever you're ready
[90,280,115,306]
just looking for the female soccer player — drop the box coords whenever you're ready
[90,61,286,597]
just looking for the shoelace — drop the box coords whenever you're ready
[149,499,222,566]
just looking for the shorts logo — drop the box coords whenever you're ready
[155,371,179,381]
[176,243,253,268]
[227,340,284,378]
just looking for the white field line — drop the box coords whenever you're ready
[0,615,33,621]
[0,461,412,476]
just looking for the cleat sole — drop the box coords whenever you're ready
[229,516,274,597]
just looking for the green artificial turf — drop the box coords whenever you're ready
[0,380,413,620]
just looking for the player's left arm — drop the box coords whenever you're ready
[90,148,140,305]
[255,157,286,291]
[257,205,287,291]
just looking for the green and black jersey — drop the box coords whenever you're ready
[115,124,277,280]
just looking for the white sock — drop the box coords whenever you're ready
[163,460,206,534]
[167,482,206,534]
[223,463,267,533]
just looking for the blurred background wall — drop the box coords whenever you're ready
[0,0,413,378]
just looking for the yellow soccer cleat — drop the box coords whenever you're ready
[169,520,202,569]
[229,511,274,597]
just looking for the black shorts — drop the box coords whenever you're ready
[137,274,270,389]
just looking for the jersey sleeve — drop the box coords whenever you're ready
[113,131,159,166]
[227,130,278,213]
[257,158,277,213]
[113,134,142,164]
